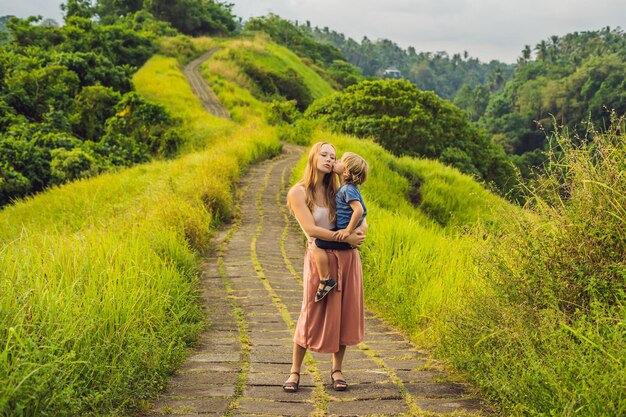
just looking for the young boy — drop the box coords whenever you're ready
[312,152,368,302]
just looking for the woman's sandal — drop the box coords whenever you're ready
[330,369,347,391]
[315,278,337,302]
[282,371,300,393]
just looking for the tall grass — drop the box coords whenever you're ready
[0,48,281,416]
[440,119,626,416]
[306,122,626,415]
[132,54,233,152]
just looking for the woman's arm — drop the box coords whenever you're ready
[287,186,339,241]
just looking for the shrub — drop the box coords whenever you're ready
[241,60,312,111]
[306,79,515,193]
[0,163,31,205]
[50,147,99,184]
[327,59,363,89]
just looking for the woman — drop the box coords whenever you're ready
[283,142,367,393]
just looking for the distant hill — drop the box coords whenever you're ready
[301,22,514,101]
[479,26,626,178]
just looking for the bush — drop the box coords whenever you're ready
[71,86,121,141]
[327,59,363,89]
[241,60,313,111]
[0,163,31,205]
[104,92,181,158]
[267,99,301,125]
[50,147,99,184]
[154,35,200,64]
[306,79,515,193]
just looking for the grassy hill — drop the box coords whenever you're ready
[2,30,624,417]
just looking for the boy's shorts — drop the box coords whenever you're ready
[315,227,353,250]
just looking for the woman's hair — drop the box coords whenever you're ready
[341,152,369,185]
[292,142,338,220]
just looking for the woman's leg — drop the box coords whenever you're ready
[331,345,348,389]
[331,345,346,373]
[286,343,307,384]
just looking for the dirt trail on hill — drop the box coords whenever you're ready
[144,53,495,416]
[183,48,230,119]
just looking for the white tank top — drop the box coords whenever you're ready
[312,205,334,230]
[292,186,335,243]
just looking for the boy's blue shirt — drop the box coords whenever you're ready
[336,183,367,230]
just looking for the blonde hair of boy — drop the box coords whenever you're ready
[341,152,368,185]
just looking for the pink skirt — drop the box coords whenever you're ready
[293,248,364,353]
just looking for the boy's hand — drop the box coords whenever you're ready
[334,229,351,240]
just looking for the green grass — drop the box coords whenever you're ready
[288,123,626,416]
[263,40,336,99]
[133,53,233,152]
[201,34,335,122]
[0,45,281,416]
[438,122,626,416]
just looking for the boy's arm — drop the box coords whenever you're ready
[335,201,364,240]
[346,200,364,233]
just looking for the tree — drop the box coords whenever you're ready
[147,0,236,36]
[518,45,531,66]
[61,0,94,20]
[535,40,548,62]
[489,66,504,92]
[306,79,515,192]
[327,60,363,89]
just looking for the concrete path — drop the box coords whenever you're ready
[183,49,230,119]
[144,144,494,416]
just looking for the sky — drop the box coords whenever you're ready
[1,0,624,63]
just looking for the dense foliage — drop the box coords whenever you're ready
[480,27,626,177]
[0,15,187,205]
[65,0,238,36]
[306,79,515,194]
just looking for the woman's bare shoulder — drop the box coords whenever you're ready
[287,184,305,201]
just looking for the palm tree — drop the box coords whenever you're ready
[549,35,560,62]
[520,44,532,63]
[535,40,548,62]
[489,66,504,92]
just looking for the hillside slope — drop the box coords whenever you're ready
[1,32,523,416]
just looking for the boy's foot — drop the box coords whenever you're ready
[315,278,337,302]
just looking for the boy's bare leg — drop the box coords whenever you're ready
[310,245,330,281]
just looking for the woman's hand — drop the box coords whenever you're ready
[345,231,366,247]
[333,229,351,240]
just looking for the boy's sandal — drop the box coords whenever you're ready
[315,279,337,302]
[282,372,300,393]
[331,369,347,391]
